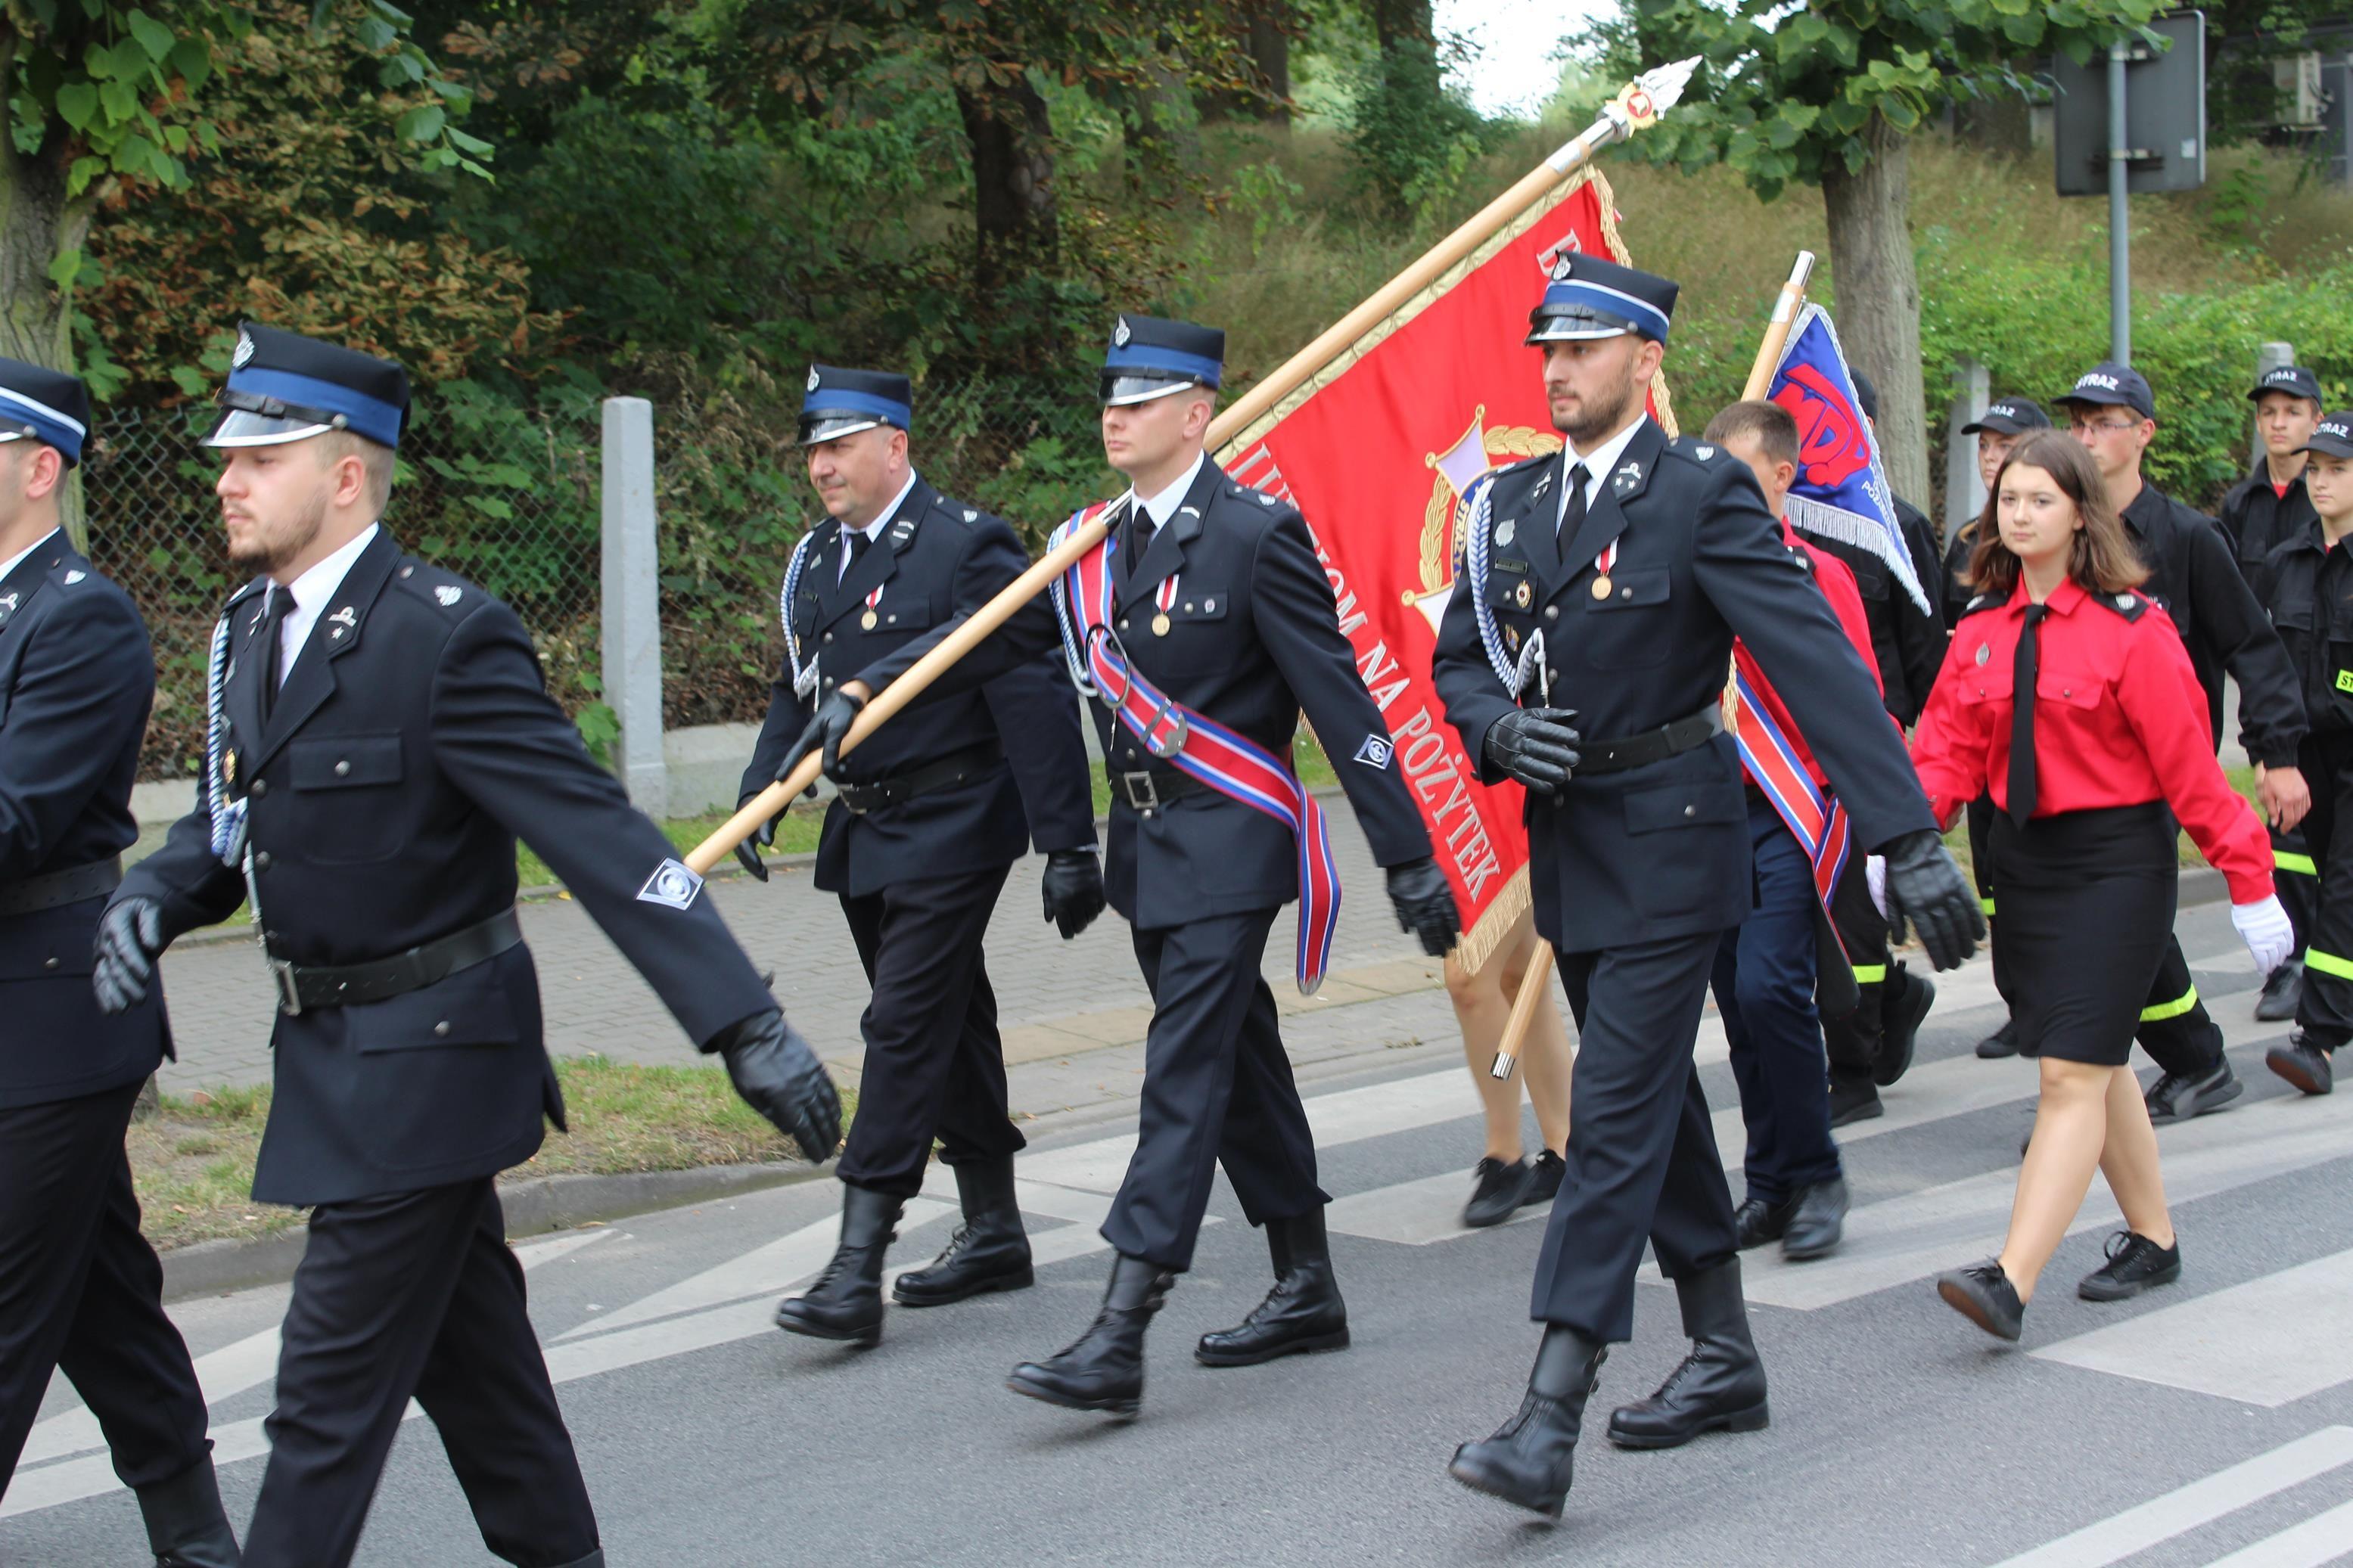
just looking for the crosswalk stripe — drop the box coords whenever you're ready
[1990,1425,2353,1567]
[2032,1249,2353,1408]
[2199,1497,2353,1567]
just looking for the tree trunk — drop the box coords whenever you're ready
[0,41,92,548]
[1370,0,1432,54]
[955,76,1058,294]
[1244,1,1290,125]
[1820,115,1931,511]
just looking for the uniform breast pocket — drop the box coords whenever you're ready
[863,590,939,638]
[1136,584,1231,672]
[2034,666,2106,712]
[287,733,407,865]
[1582,567,1672,669]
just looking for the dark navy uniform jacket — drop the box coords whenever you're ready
[1431,419,1935,955]
[739,477,1094,897]
[0,534,169,1108]
[119,529,774,1206]
[859,459,1433,928]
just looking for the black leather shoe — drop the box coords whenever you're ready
[1975,1017,2019,1059]
[1935,1259,2023,1342]
[2078,1230,2182,1302]
[776,1184,900,1346]
[1198,1208,1351,1365]
[2255,958,2302,1023]
[2144,1058,2242,1126]
[137,1457,242,1568]
[2268,1034,2336,1096]
[1448,1325,1607,1520]
[894,1157,1033,1307]
[1008,1253,1172,1417]
[1781,1176,1848,1262]
[1606,1257,1768,1449]
[1524,1149,1565,1206]
[1462,1156,1533,1228]
[1733,1195,1792,1250]
[1874,964,1934,1087]
[1828,1070,1882,1128]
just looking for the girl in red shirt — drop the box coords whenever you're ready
[1911,430,2291,1340]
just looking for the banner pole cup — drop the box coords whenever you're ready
[1490,251,1817,1081]
[685,58,1705,880]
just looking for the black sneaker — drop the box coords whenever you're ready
[1935,1259,2024,1342]
[2144,1058,2243,1125]
[1975,1017,2019,1060]
[1462,1157,1534,1228]
[1873,967,1934,1087]
[1829,1072,1883,1128]
[2266,1034,2336,1097]
[1522,1150,1565,1208]
[2255,959,2302,1023]
[2078,1230,2182,1302]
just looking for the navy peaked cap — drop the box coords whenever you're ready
[0,356,92,467]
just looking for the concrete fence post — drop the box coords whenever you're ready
[600,396,668,816]
[1944,356,1991,542]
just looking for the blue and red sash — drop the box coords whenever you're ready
[1730,667,1853,949]
[1049,501,1341,992]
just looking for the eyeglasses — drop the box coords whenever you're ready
[2071,419,2143,436]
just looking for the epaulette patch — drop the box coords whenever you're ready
[2093,589,2147,623]
[1957,593,2003,620]
[1665,436,1722,465]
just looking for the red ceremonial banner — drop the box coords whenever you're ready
[1218,170,1674,973]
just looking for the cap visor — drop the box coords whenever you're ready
[1099,375,1204,408]
[204,408,334,449]
[797,415,884,447]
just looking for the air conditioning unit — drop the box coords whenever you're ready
[2272,53,2329,129]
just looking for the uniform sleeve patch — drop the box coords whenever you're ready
[637,858,704,911]
[1352,734,1394,770]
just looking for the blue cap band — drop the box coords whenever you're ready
[1103,343,1223,387]
[0,386,87,464]
[800,388,910,429]
[225,365,403,449]
[1538,279,1671,342]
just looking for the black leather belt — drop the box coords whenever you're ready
[833,742,1004,815]
[266,908,523,1017]
[1575,702,1725,777]
[1112,768,1208,815]
[0,857,123,917]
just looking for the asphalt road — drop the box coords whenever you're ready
[8,900,2352,1567]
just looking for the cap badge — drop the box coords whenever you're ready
[1114,317,1132,347]
[232,329,255,369]
[434,585,462,607]
[1549,252,1576,282]
[2079,371,2121,392]
[806,367,820,392]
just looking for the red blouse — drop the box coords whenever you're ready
[1911,578,2274,903]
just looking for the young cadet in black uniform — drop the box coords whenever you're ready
[93,325,841,1568]
[2224,364,2327,1023]
[0,362,239,1565]
[738,366,1100,1348]
[1431,256,1980,1520]
[2056,362,2309,1123]
[1839,370,1947,724]
[2255,411,2353,1098]
[791,314,1461,1418]
[1945,396,2053,1061]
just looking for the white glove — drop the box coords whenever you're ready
[2232,894,2295,975]
[1865,855,1888,919]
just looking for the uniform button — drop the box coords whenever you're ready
[1545,606,1559,621]
[1683,805,1696,818]
[254,851,272,871]
[399,566,414,578]
[1204,598,1216,612]
[43,956,60,970]
[1119,618,1130,631]
[334,759,351,777]
[1183,601,1195,612]
[434,1021,451,1038]
[1619,588,1632,599]
[249,778,267,798]
[823,676,836,688]
[886,613,897,624]
[822,632,834,644]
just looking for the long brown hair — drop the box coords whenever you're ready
[1966,429,2149,598]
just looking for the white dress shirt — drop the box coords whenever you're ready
[1555,417,1647,539]
[1131,451,1206,530]
[267,523,379,688]
[838,469,921,581]
[0,526,60,588]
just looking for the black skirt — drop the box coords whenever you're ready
[1989,803,2177,1067]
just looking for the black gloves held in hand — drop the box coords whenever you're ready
[1484,707,1581,797]
[708,1009,843,1163]
[1040,848,1106,940]
[1385,857,1462,958]
[1879,828,1985,972]
[778,689,866,785]
[92,896,166,1015]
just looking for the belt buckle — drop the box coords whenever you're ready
[836,782,872,815]
[269,956,304,1017]
[1119,771,1161,813]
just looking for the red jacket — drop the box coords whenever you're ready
[1912,577,2273,903]
[1733,521,1883,790]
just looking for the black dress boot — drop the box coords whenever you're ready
[1605,1256,1769,1448]
[1007,1253,1173,1417]
[1447,1325,1608,1520]
[894,1157,1034,1307]
[775,1183,902,1347]
[136,1454,242,1568]
[1196,1207,1351,1365]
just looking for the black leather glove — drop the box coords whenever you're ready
[92,896,166,1015]
[732,800,781,883]
[777,689,866,784]
[1040,847,1106,940]
[1386,857,1462,957]
[1484,706,1581,797]
[1880,828,1985,972]
[709,1009,842,1163]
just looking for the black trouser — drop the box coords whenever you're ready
[2293,731,2353,1046]
[0,1080,211,1497]
[1531,930,1737,1341]
[1101,906,1326,1271]
[2273,821,2315,962]
[244,1179,595,1568]
[1823,846,1889,1078]
[835,863,1026,1197]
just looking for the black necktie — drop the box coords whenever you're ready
[1559,462,1590,545]
[845,530,872,573]
[2007,604,2050,827]
[260,588,297,722]
[1129,505,1155,564]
